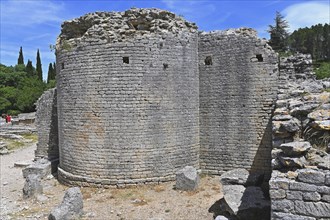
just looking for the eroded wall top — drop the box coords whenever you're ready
[57,8,198,48]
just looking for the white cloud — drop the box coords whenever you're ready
[283,1,330,32]
[0,0,65,27]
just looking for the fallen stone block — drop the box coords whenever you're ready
[219,168,263,186]
[23,174,43,199]
[279,141,311,157]
[49,187,83,220]
[175,166,199,191]
[219,185,270,220]
[22,158,51,179]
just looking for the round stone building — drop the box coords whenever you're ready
[56,8,200,186]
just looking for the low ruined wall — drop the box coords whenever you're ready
[199,29,278,176]
[270,53,330,219]
[270,168,330,219]
[35,88,58,160]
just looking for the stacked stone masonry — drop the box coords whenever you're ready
[37,8,279,187]
[35,88,58,160]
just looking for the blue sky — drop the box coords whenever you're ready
[1,0,329,80]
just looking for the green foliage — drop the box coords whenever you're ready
[17,46,24,65]
[16,77,46,112]
[36,49,43,81]
[288,23,329,61]
[268,11,289,52]
[46,80,56,89]
[315,61,330,79]
[26,60,35,77]
[0,62,47,115]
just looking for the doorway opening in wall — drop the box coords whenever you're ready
[123,57,129,64]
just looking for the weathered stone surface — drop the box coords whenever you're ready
[297,169,325,185]
[322,195,330,202]
[220,185,270,219]
[279,156,307,168]
[294,201,330,218]
[286,191,303,200]
[272,212,316,220]
[219,168,263,186]
[175,166,199,191]
[49,187,83,220]
[280,118,300,132]
[303,192,321,202]
[273,114,292,121]
[23,174,43,199]
[271,199,294,212]
[214,215,229,220]
[279,141,311,157]
[269,189,286,199]
[22,159,51,179]
[290,181,318,192]
[311,120,330,130]
[308,109,330,121]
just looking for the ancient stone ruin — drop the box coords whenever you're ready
[36,8,278,187]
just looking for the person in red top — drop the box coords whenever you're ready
[6,114,11,123]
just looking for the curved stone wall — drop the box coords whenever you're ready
[56,9,200,186]
[199,29,278,176]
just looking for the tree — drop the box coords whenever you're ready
[268,11,290,52]
[47,63,54,83]
[17,46,24,65]
[36,49,43,81]
[26,60,34,77]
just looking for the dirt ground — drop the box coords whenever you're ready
[1,140,224,220]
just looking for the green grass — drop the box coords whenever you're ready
[315,61,330,80]
[21,133,38,142]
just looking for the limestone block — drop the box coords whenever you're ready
[303,192,322,202]
[280,118,300,133]
[23,174,43,199]
[175,166,199,191]
[294,201,330,218]
[220,185,270,220]
[272,212,316,220]
[269,189,286,199]
[49,187,83,220]
[286,191,303,200]
[22,159,51,179]
[219,168,263,186]
[298,169,325,185]
[272,199,294,212]
[279,156,307,168]
[279,141,311,157]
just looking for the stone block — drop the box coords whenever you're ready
[49,187,83,220]
[22,159,51,179]
[175,166,199,191]
[270,189,286,199]
[272,212,316,220]
[294,201,330,218]
[269,177,290,190]
[286,191,303,200]
[290,181,317,192]
[219,168,263,186]
[303,192,321,202]
[23,174,43,199]
[298,169,325,185]
[279,141,311,157]
[321,195,330,202]
[272,199,294,212]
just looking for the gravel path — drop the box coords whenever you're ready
[0,143,36,219]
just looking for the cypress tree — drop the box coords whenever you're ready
[268,11,289,52]
[17,46,24,65]
[26,60,34,77]
[47,63,54,83]
[53,62,56,78]
[36,49,43,81]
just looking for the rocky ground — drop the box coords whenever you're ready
[0,131,223,220]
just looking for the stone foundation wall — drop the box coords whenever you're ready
[199,29,278,176]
